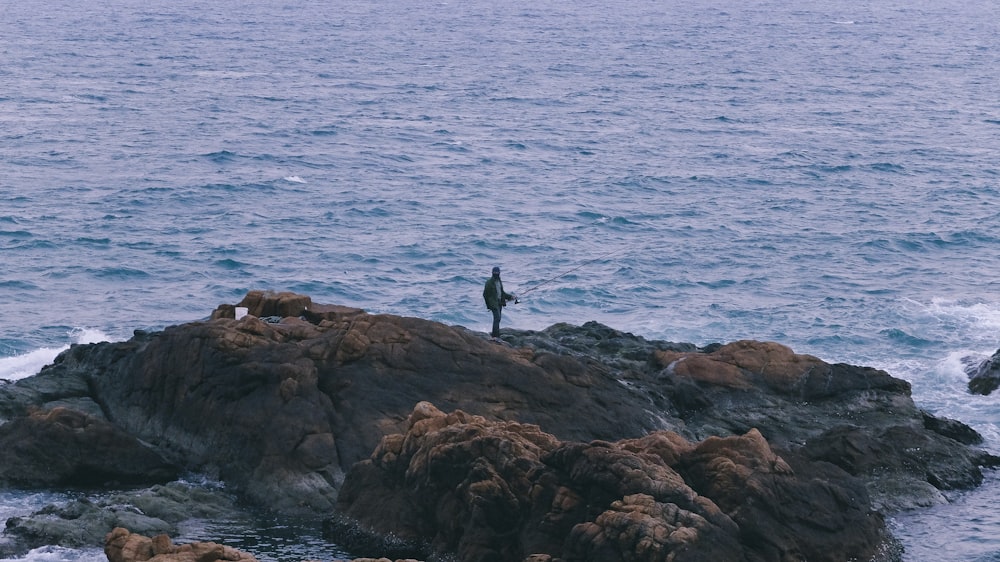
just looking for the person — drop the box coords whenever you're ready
[483,266,515,338]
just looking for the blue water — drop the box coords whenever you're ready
[2,0,1000,559]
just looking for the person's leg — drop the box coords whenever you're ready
[491,308,502,337]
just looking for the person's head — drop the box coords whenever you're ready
[492,266,501,277]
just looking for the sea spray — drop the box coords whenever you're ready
[0,329,112,382]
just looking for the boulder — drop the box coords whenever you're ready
[335,402,893,562]
[104,528,258,562]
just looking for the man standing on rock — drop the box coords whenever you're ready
[483,266,515,338]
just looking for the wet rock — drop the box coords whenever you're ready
[922,410,983,445]
[322,514,430,561]
[2,481,241,553]
[0,353,95,422]
[965,349,1000,395]
[801,424,1000,511]
[5,499,174,550]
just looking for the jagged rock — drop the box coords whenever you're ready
[0,407,178,487]
[336,402,892,562]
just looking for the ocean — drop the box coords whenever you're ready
[2,0,999,559]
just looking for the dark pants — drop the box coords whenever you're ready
[490,307,502,337]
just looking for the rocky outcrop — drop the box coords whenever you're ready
[0,291,995,560]
[336,402,891,562]
[23,292,701,514]
[0,407,178,488]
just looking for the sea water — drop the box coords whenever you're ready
[2,0,999,560]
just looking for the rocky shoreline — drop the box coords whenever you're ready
[1,291,998,561]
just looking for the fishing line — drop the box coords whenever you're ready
[515,246,631,301]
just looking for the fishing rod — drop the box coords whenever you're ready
[513,246,629,303]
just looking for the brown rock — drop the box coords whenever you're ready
[336,402,888,562]
[238,290,312,318]
[679,430,885,562]
[105,527,153,562]
[655,352,751,389]
[104,528,258,562]
[655,340,827,394]
[711,340,825,392]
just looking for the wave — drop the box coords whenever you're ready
[92,267,150,280]
[0,545,106,562]
[203,150,238,163]
[0,329,113,382]
[879,327,938,348]
[0,280,39,291]
[915,298,1000,335]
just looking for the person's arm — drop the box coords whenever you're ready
[502,289,515,304]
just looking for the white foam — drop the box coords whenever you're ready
[921,297,1000,332]
[0,545,106,562]
[69,327,112,345]
[0,328,112,382]
[0,346,67,382]
[283,175,306,183]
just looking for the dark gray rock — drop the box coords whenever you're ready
[2,481,239,553]
[4,498,174,550]
[966,349,1000,395]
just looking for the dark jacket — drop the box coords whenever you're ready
[483,275,513,311]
